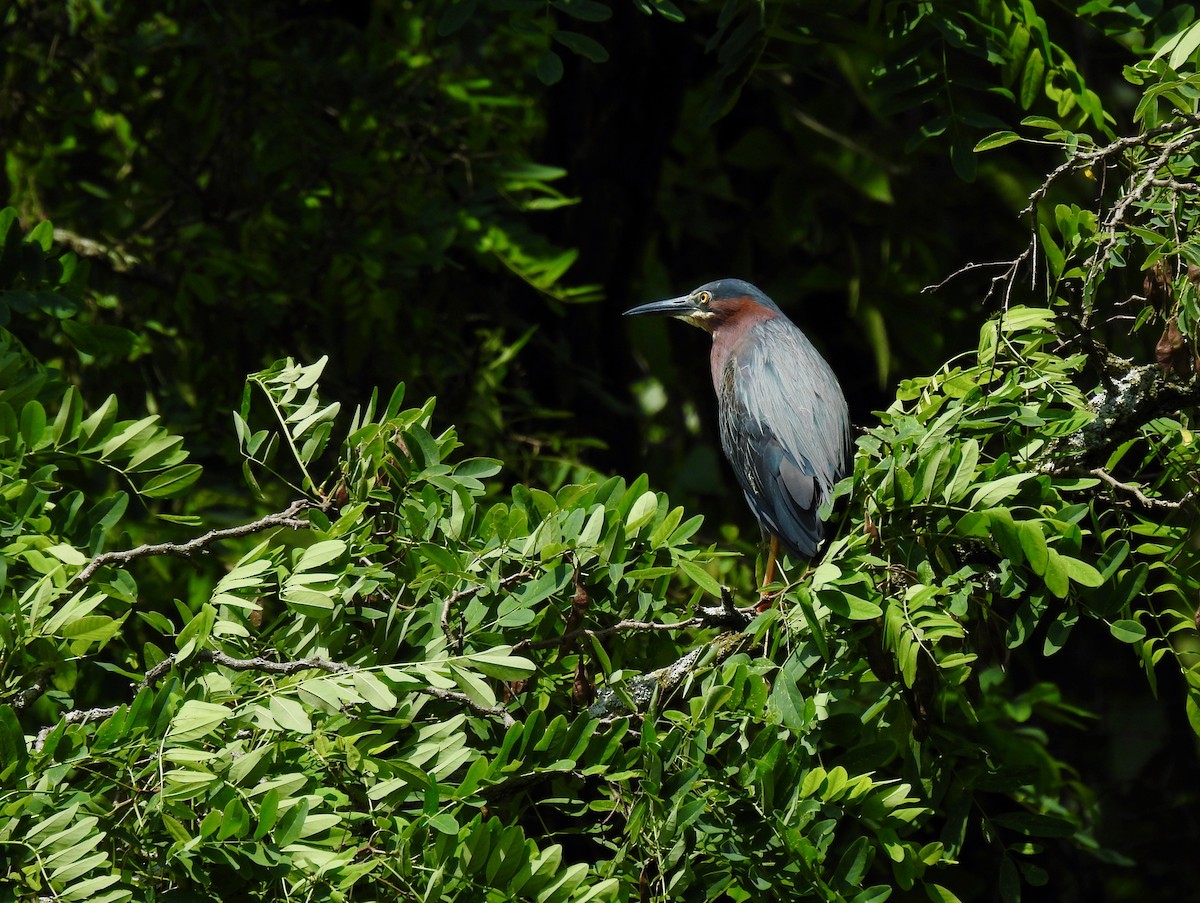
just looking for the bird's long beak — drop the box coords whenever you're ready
[622,295,699,318]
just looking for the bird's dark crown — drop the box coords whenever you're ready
[690,279,783,315]
[622,278,785,330]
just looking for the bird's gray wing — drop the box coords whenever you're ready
[719,318,850,558]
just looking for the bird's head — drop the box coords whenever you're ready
[623,278,782,333]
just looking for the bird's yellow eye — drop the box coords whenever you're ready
[696,291,712,306]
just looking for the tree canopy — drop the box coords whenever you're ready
[2,1,1200,900]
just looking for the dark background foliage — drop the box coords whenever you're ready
[9,0,1153,495]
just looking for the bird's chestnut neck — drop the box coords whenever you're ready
[707,298,779,386]
[702,296,779,335]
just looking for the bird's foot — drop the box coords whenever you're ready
[755,589,781,612]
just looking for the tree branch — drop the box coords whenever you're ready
[1089,467,1193,511]
[586,629,753,719]
[1062,363,1200,466]
[7,667,54,713]
[32,645,520,750]
[141,649,350,689]
[52,227,174,290]
[442,570,532,655]
[1020,114,1200,218]
[74,500,312,584]
[514,586,754,653]
[35,706,120,751]
[417,687,515,728]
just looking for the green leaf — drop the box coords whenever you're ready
[536,51,564,86]
[348,670,394,710]
[676,557,722,596]
[833,835,874,887]
[269,696,313,733]
[470,648,537,681]
[650,0,685,21]
[274,798,310,847]
[925,884,964,903]
[19,400,46,447]
[295,539,346,571]
[624,490,657,531]
[970,474,1035,508]
[851,888,893,903]
[1154,20,1200,68]
[1042,549,1070,599]
[141,464,203,498]
[974,130,1020,152]
[217,798,251,840]
[991,811,1078,838]
[167,700,230,743]
[1058,555,1103,587]
[824,591,883,621]
[175,604,215,658]
[0,705,28,775]
[1020,47,1046,109]
[427,812,459,835]
[1110,618,1146,643]
[451,664,497,707]
[554,31,610,63]
[940,441,979,504]
[1186,691,1200,737]
[61,319,138,358]
[281,586,335,615]
[1018,522,1048,575]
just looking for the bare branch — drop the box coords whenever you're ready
[35,706,120,750]
[417,686,516,728]
[514,586,754,653]
[33,646,517,750]
[441,570,532,655]
[74,500,312,585]
[1089,467,1192,511]
[586,629,752,719]
[1020,114,1200,217]
[1064,364,1200,465]
[1102,126,1200,236]
[7,667,54,713]
[141,649,350,689]
[921,260,1018,294]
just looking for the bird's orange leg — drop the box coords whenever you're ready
[763,535,779,588]
[757,535,781,609]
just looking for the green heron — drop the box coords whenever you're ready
[625,278,851,586]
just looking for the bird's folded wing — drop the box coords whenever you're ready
[741,431,822,558]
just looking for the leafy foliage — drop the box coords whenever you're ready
[4,4,1200,902]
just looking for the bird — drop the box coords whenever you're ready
[624,278,851,587]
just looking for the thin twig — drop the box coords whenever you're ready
[1019,114,1200,217]
[959,115,1200,336]
[417,687,515,727]
[513,586,754,653]
[1102,128,1200,235]
[441,570,532,654]
[921,260,1017,294]
[515,617,706,652]
[35,706,119,750]
[74,500,312,584]
[1089,467,1192,511]
[33,645,517,750]
[141,649,350,689]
